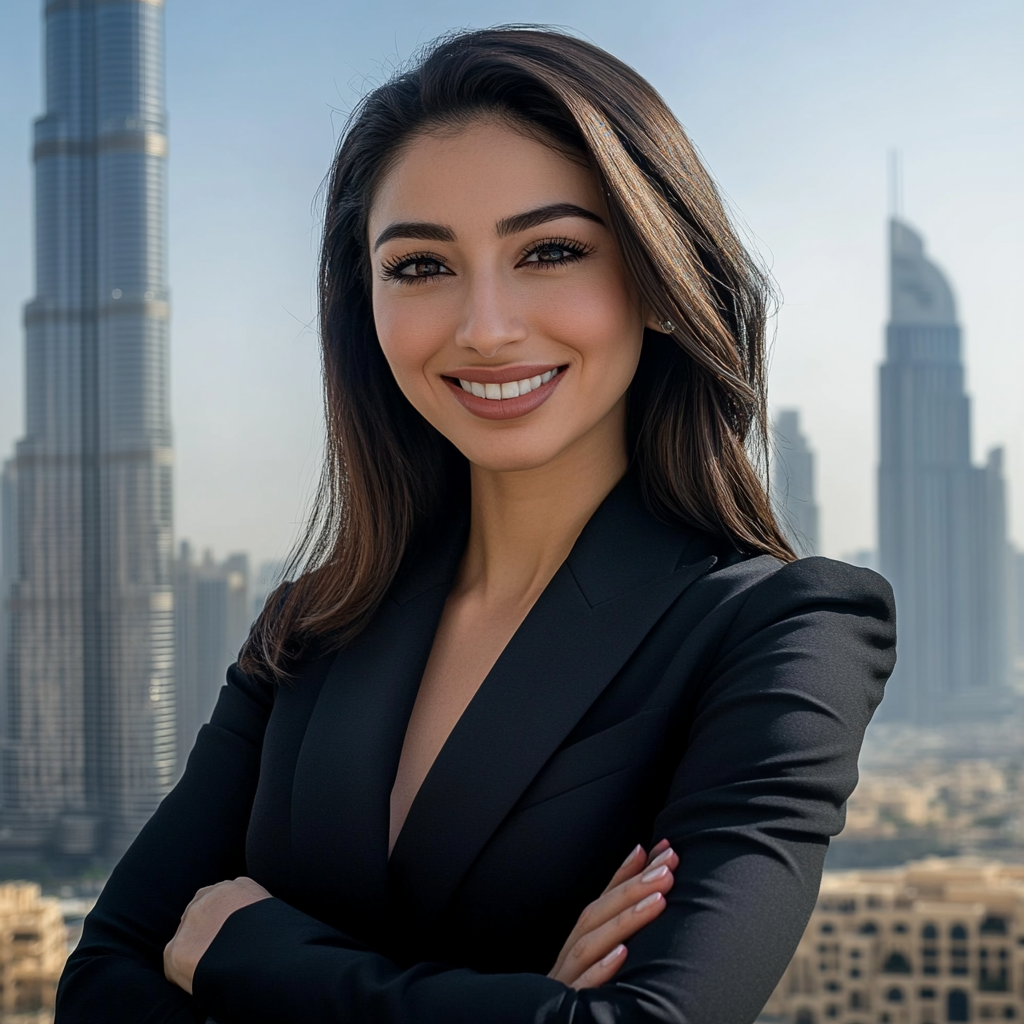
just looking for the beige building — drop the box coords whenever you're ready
[0,883,67,1022]
[762,859,1024,1024]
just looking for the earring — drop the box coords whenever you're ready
[659,319,677,333]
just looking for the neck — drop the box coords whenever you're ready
[457,402,628,605]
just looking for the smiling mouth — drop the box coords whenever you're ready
[446,367,565,400]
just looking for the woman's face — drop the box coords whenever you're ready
[369,118,649,475]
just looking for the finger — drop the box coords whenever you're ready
[586,850,678,932]
[559,876,674,984]
[570,944,627,991]
[552,847,677,981]
[645,838,670,866]
[599,844,645,897]
[572,888,670,977]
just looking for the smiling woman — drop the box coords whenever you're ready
[56,25,896,1024]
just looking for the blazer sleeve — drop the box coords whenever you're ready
[191,557,896,1024]
[55,663,276,1024]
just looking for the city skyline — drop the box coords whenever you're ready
[1,0,1021,567]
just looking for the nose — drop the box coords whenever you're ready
[453,268,528,358]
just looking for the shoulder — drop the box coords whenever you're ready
[693,547,894,623]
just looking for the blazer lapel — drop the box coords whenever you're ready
[389,476,717,925]
[289,519,466,938]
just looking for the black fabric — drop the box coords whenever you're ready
[56,474,896,1023]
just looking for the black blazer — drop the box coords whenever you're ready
[57,474,896,1024]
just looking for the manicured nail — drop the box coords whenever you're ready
[648,847,674,869]
[641,864,669,883]
[634,892,663,912]
[620,844,643,869]
[601,944,626,965]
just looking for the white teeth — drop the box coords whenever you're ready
[456,368,561,400]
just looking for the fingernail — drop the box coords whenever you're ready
[601,944,626,965]
[634,892,663,912]
[620,844,642,869]
[641,864,669,883]
[648,847,674,869]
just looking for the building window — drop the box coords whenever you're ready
[893,922,909,934]
[1003,1007,1016,1019]
[951,944,969,976]
[850,991,864,1009]
[796,1011,815,1024]
[923,924,938,940]
[860,921,879,935]
[883,952,913,974]
[888,988,905,1003]
[850,968,861,978]
[826,982,841,992]
[951,925,969,941]
[980,917,1008,936]
[947,990,969,1023]
[980,967,1009,992]
[821,923,835,934]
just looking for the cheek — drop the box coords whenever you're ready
[532,271,641,377]
[372,291,451,393]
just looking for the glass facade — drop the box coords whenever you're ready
[877,219,1010,725]
[2,0,173,857]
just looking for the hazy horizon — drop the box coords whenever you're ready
[2,0,1021,567]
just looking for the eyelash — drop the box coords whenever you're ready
[379,236,595,284]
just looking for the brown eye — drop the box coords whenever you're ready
[535,245,569,263]
[519,238,593,269]
[401,259,445,277]
[380,252,453,283]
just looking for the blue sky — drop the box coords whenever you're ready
[1,0,1021,564]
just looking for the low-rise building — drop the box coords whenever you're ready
[762,859,1024,1024]
[0,882,67,1022]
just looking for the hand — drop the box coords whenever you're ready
[163,877,272,995]
[548,839,677,990]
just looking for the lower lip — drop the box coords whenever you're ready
[443,370,566,421]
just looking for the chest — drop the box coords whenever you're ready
[389,593,538,852]
[243,557,716,968]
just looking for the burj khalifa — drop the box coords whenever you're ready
[1,0,174,858]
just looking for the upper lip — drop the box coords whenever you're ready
[443,364,564,385]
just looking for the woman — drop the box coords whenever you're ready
[57,26,895,1024]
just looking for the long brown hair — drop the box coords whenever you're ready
[240,25,795,681]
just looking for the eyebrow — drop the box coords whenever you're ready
[372,202,605,252]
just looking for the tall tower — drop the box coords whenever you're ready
[2,0,174,858]
[877,219,1009,725]
[771,409,819,558]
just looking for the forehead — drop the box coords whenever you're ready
[368,119,603,238]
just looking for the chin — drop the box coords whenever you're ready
[457,439,570,476]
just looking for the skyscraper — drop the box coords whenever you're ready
[173,544,250,777]
[771,409,820,557]
[877,218,1010,725]
[1,0,173,857]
